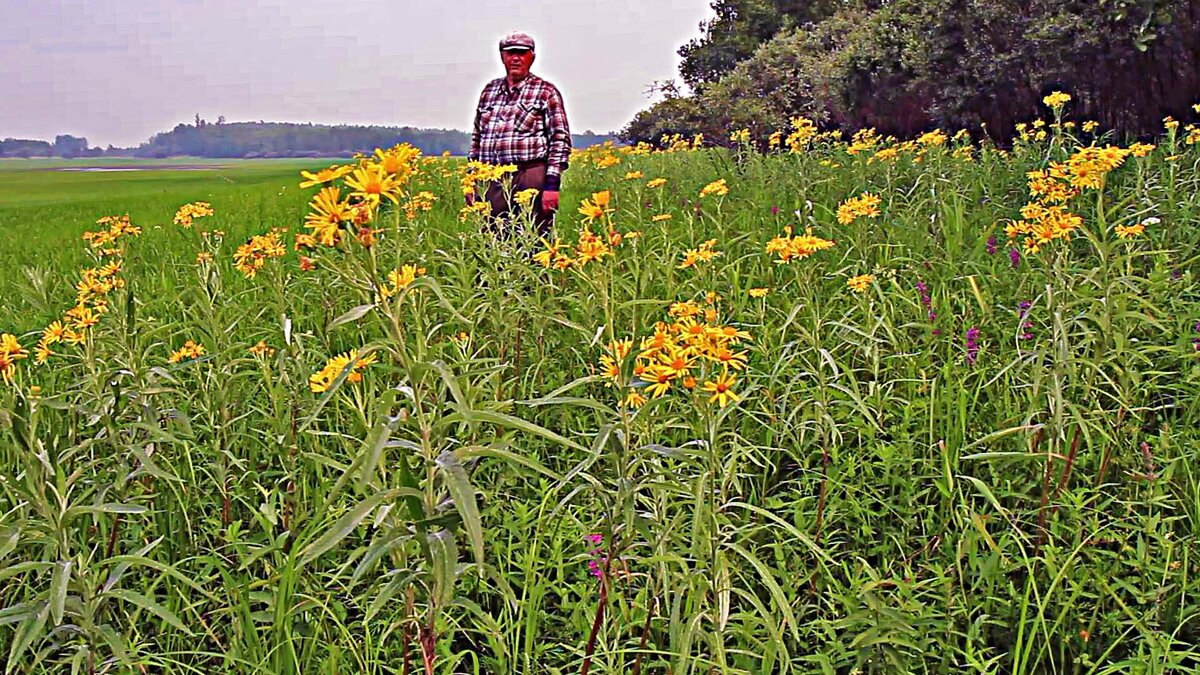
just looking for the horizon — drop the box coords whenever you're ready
[1,0,712,148]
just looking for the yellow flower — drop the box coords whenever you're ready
[345,165,402,206]
[513,188,540,208]
[0,333,29,385]
[195,251,213,265]
[730,128,750,143]
[299,164,352,189]
[652,213,672,222]
[309,350,378,393]
[847,273,875,293]
[837,193,882,225]
[748,287,770,298]
[533,239,573,270]
[621,391,648,409]
[233,231,286,278]
[699,179,728,198]
[304,186,353,246]
[173,201,214,228]
[646,178,667,189]
[168,340,206,364]
[1043,91,1071,109]
[1082,121,1099,133]
[624,171,644,180]
[578,190,613,222]
[249,340,276,357]
[1114,222,1146,239]
[700,370,740,408]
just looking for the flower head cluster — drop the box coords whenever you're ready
[585,533,607,578]
[1115,217,1155,240]
[37,256,128,363]
[678,239,721,269]
[578,190,614,223]
[599,299,751,408]
[699,179,729,198]
[837,193,882,225]
[309,349,378,393]
[233,230,287,278]
[0,334,28,385]
[846,128,881,155]
[173,201,214,229]
[299,146,422,247]
[82,214,142,254]
[1043,91,1071,110]
[377,264,427,300]
[459,160,517,198]
[786,117,817,152]
[534,220,638,272]
[402,191,438,221]
[847,273,875,293]
[765,226,836,263]
[168,339,206,364]
[965,327,981,365]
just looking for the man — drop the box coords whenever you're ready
[467,31,571,237]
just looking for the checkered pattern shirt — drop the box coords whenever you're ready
[469,74,572,191]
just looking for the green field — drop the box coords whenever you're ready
[1,124,1200,674]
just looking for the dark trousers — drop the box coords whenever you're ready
[484,159,554,239]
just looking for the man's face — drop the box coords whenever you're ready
[501,49,534,80]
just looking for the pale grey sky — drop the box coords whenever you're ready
[0,0,711,147]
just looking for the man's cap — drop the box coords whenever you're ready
[499,32,535,52]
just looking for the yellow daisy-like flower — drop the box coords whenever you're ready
[624,171,644,180]
[699,179,728,198]
[299,164,353,189]
[700,370,740,408]
[513,188,540,208]
[836,193,882,225]
[622,390,648,409]
[0,333,29,385]
[1114,222,1148,239]
[748,287,770,298]
[304,186,353,246]
[578,190,613,223]
[646,178,667,189]
[1043,91,1071,109]
[847,273,876,293]
[309,350,378,393]
[168,340,206,365]
[345,165,402,206]
[652,214,672,222]
[249,340,276,357]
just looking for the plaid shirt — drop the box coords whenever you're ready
[469,73,571,191]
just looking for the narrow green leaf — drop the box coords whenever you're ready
[436,451,484,565]
[49,561,70,626]
[105,589,191,634]
[297,489,401,568]
[328,303,376,330]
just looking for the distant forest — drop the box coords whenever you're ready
[0,117,618,159]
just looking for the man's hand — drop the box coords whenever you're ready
[542,190,559,211]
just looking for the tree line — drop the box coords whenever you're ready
[622,0,1200,145]
[1,120,617,159]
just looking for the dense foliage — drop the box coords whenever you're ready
[1,106,1200,672]
[627,0,1200,144]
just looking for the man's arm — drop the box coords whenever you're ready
[543,84,571,193]
[469,87,488,162]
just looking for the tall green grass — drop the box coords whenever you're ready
[1,123,1199,674]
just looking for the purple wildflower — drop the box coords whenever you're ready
[1193,322,1200,352]
[986,236,997,255]
[586,534,607,578]
[1018,301,1034,340]
[1009,248,1021,268]
[917,280,937,323]
[966,327,981,364]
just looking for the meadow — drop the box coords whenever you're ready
[1,101,1200,674]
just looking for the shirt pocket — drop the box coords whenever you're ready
[476,104,497,130]
[516,102,545,134]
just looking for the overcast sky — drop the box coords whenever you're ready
[0,0,711,148]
